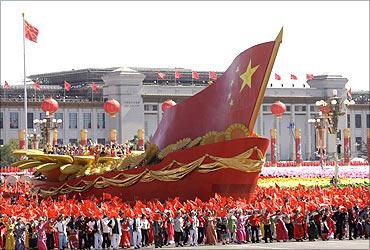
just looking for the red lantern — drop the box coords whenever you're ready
[271,101,286,117]
[41,97,59,114]
[162,99,176,112]
[104,98,121,117]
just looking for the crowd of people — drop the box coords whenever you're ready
[43,143,132,158]
[1,180,369,250]
[1,202,369,250]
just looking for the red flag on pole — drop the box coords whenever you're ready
[34,82,41,90]
[275,73,281,80]
[64,81,71,91]
[347,87,352,100]
[2,81,10,89]
[157,72,166,80]
[175,71,181,79]
[192,71,199,80]
[24,20,39,43]
[91,82,98,92]
[290,74,298,80]
[306,74,314,80]
[209,71,217,80]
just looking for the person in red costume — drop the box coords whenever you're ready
[274,210,289,242]
[249,210,261,243]
[120,217,131,248]
[292,208,305,241]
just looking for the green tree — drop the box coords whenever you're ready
[0,139,19,167]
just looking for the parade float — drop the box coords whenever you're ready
[13,28,283,201]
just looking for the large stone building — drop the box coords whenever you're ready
[0,67,369,160]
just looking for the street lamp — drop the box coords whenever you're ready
[314,89,355,183]
[28,129,41,149]
[308,112,328,169]
[33,112,63,147]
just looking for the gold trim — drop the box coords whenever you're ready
[225,123,249,140]
[200,131,219,145]
[249,27,283,132]
[37,146,265,197]
[186,137,202,149]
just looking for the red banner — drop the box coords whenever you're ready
[18,130,26,149]
[270,128,277,166]
[295,128,302,166]
[151,30,283,149]
[343,128,350,165]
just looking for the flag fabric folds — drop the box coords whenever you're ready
[275,73,281,80]
[91,82,98,92]
[290,74,298,80]
[175,71,181,79]
[209,71,217,80]
[192,71,199,80]
[2,81,10,89]
[157,72,166,80]
[347,87,352,100]
[64,81,71,91]
[151,31,282,149]
[24,20,39,43]
[306,74,314,80]
[34,82,41,90]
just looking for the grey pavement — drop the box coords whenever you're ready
[157,239,370,250]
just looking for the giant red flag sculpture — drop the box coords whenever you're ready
[16,28,283,201]
[152,29,283,149]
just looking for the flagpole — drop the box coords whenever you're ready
[22,13,28,149]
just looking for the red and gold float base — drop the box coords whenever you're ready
[31,137,269,202]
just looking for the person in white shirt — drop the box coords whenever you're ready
[141,214,150,247]
[94,218,104,250]
[101,216,111,248]
[132,215,142,249]
[54,216,70,250]
[108,217,122,250]
[86,218,95,248]
[189,211,199,246]
[174,212,184,247]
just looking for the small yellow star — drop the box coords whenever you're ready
[239,60,259,92]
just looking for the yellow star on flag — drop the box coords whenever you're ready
[239,60,259,92]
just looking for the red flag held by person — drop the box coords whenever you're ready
[64,81,71,91]
[157,72,166,80]
[275,73,281,80]
[24,20,39,43]
[192,71,199,80]
[209,71,217,80]
[175,71,181,79]
[3,81,10,89]
[103,192,112,201]
[91,82,98,92]
[290,74,298,80]
[34,81,41,90]
[306,74,314,80]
